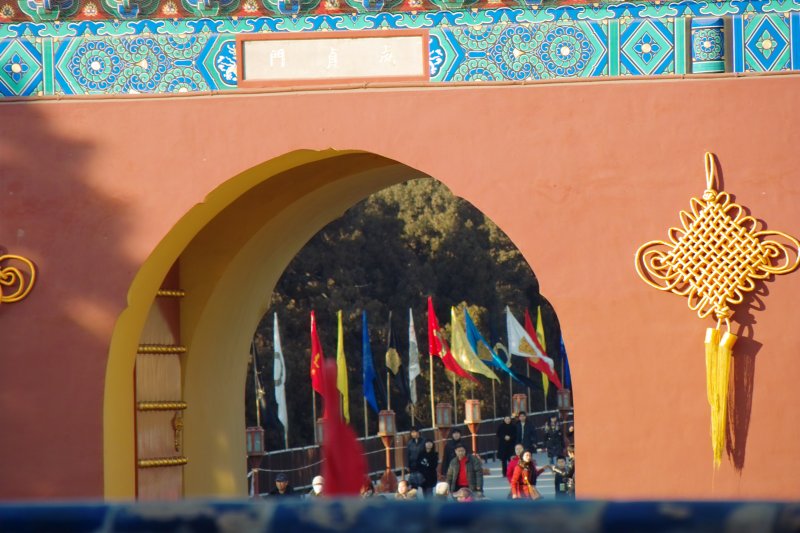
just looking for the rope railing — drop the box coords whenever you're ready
[249,410,572,493]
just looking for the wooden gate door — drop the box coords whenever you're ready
[134,267,186,500]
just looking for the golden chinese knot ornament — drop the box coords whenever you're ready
[634,153,800,467]
[0,254,37,305]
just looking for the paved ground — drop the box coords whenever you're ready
[481,452,558,500]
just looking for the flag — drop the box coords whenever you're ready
[310,310,325,395]
[385,312,401,375]
[535,306,549,397]
[524,307,554,396]
[408,308,421,404]
[251,339,266,412]
[464,308,523,385]
[506,306,562,389]
[386,313,411,408]
[427,297,477,383]
[561,335,572,390]
[321,359,368,496]
[273,313,288,438]
[336,310,350,424]
[493,342,543,391]
[450,307,499,381]
[362,311,381,414]
[523,309,549,396]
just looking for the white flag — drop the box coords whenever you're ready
[505,306,556,373]
[273,313,289,440]
[408,308,421,404]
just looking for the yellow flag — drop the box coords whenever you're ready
[450,307,499,381]
[336,310,350,423]
[536,306,549,396]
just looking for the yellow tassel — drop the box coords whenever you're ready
[705,328,736,467]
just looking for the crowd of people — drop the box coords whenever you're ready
[261,412,574,501]
[496,412,575,500]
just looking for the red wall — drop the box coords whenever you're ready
[1,74,799,499]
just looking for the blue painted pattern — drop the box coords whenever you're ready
[0,0,799,97]
[691,17,725,73]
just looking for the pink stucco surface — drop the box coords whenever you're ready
[1,74,799,499]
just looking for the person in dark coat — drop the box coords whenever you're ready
[417,438,439,497]
[552,455,571,499]
[405,426,424,474]
[545,416,564,465]
[496,416,516,479]
[267,473,295,497]
[516,412,536,451]
[442,428,469,477]
[445,443,483,496]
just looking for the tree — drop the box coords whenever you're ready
[245,178,565,450]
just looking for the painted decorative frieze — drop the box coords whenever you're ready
[1,0,800,97]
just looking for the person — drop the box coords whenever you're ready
[433,481,450,500]
[516,412,536,451]
[565,445,576,496]
[545,415,564,465]
[360,477,377,498]
[510,450,547,499]
[496,416,516,479]
[267,472,295,497]
[442,428,469,476]
[445,443,483,496]
[394,479,418,500]
[541,420,550,449]
[506,443,524,484]
[306,475,324,498]
[406,426,424,476]
[417,438,439,497]
[552,455,570,499]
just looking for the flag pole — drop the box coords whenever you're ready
[251,340,261,428]
[508,373,512,414]
[526,365,531,413]
[411,404,415,426]
[492,379,496,419]
[312,390,317,440]
[387,371,392,410]
[453,376,458,421]
[429,354,436,428]
[364,397,368,438]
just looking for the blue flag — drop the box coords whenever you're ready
[362,311,380,414]
[560,335,572,390]
[464,308,528,387]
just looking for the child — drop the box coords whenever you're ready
[552,455,570,499]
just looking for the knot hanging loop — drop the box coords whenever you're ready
[714,306,731,332]
[703,152,718,201]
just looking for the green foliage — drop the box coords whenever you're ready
[245,178,566,451]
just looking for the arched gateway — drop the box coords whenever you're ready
[106,151,427,498]
[2,70,800,501]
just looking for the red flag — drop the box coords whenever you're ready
[310,311,325,395]
[427,297,478,383]
[523,309,563,390]
[321,359,368,496]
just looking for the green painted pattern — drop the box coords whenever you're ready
[0,0,799,97]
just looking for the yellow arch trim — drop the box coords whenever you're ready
[104,150,425,499]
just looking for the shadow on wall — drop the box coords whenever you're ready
[726,270,766,472]
[0,100,134,498]
[722,152,798,473]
